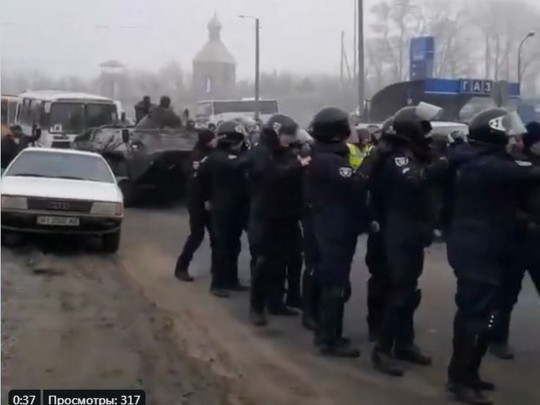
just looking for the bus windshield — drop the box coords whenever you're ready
[48,102,117,133]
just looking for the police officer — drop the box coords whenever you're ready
[370,103,448,376]
[199,121,251,298]
[285,129,314,309]
[445,109,540,404]
[523,122,540,295]
[488,121,540,359]
[247,114,309,326]
[307,107,370,357]
[363,117,393,342]
[301,127,366,332]
[299,129,320,331]
[174,129,218,282]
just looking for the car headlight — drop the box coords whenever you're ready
[91,202,123,217]
[1,195,28,210]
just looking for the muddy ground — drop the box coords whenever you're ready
[2,203,540,405]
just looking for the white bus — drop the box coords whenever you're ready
[15,90,118,148]
[195,99,279,127]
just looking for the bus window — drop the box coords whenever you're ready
[86,103,117,128]
[1,100,7,124]
[196,102,213,117]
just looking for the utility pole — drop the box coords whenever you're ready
[340,31,345,87]
[353,0,357,83]
[357,0,365,116]
[518,31,536,93]
[255,18,261,121]
[240,15,261,121]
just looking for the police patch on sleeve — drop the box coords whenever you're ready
[394,157,409,167]
[193,161,200,170]
[339,167,353,178]
[515,160,532,167]
[228,154,238,160]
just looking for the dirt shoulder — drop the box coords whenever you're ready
[1,247,235,405]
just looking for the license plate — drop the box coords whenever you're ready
[37,216,80,227]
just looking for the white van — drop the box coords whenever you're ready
[15,90,118,148]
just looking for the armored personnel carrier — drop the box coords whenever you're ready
[73,124,197,206]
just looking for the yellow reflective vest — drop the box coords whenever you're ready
[347,143,362,170]
[347,143,374,170]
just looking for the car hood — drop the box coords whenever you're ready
[1,176,122,203]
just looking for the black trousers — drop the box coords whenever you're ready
[365,230,389,335]
[176,204,215,272]
[448,278,500,384]
[211,207,246,289]
[312,215,357,347]
[281,221,303,304]
[493,231,540,343]
[249,217,299,312]
[376,241,424,351]
[301,213,321,320]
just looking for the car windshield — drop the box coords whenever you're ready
[5,151,115,183]
[49,102,117,133]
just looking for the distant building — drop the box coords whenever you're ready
[192,14,236,100]
[98,60,125,100]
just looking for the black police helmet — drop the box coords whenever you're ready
[310,107,351,143]
[216,120,246,144]
[392,102,442,144]
[381,116,395,137]
[469,108,526,146]
[265,114,299,137]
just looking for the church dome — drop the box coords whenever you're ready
[193,14,236,65]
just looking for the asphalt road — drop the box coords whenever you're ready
[121,202,540,405]
[2,201,539,405]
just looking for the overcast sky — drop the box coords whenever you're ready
[0,0,538,80]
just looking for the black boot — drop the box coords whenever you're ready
[174,259,194,282]
[489,343,514,360]
[394,344,433,366]
[268,303,299,316]
[447,384,494,405]
[210,288,229,298]
[286,295,302,309]
[314,334,350,347]
[226,282,250,292]
[250,308,268,327]
[472,341,495,391]
[320,344,360,358]
[371,346,404,377]
[302,315,318,331]
[317,286,359,358]
[489,311,514,359]
[174,268,194,282]
[447,327,493,404]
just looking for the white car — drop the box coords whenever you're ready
[1,148,124,252]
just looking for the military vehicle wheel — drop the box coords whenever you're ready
[119,179,137,207]
[102,230,121,253]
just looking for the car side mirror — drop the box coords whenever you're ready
[121,129,130,144]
